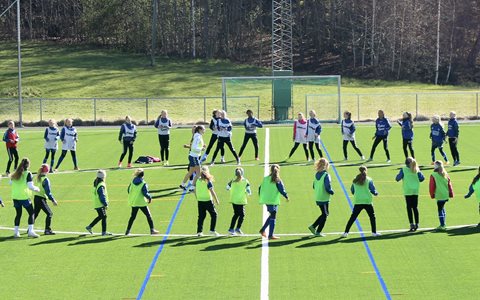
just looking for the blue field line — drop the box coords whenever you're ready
[320,140,392,300]
[136,188,188,300]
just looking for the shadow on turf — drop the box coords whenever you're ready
[30,235,89,246]
[338,230,427,244]
[448,167,478,173]
[201,238,260,251]
[67,235,122,245]
[447,225,479,236]
[133,236,203,248]
[245,236,312,249]
[295,237,344,248]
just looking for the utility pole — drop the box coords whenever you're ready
[151,0,158,66]
[191,0,196,58]
[17,0,23,126]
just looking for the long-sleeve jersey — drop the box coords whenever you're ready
[398,118,414,140]
[430,123,446,144]
[429,175,454,199]
[128,176,152,201]
[44,127,59,150]
[395,168,425,182]
[293,119,308,142]
[258,180,288,199]
[447,118,459,138]
[60,126,78,151]
[306,118,322,142]
[244,117,263,134]
[96,185,108,206]
[118,123,137,142]
[3,128,19,148]
[341,119,356,141]
[313,171,334,195]
[189,133,204,157]
[217,118,233,138]
[209,117,219,135]
[154,117,172,135]
[375,117,392,137]
[465,184,476,198]
[41,177,56,201]
[350,180,378,195]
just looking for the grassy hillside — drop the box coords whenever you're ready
[1,41,479,99]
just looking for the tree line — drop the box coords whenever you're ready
[1,0,479,83]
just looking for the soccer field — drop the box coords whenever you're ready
[0,124,479,299]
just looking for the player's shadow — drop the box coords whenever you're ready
[447,225,479,236]
[171,236,226,247]
[245,236,311,249]
[339,231,426,244]
[362,164,399,169]
[295,236,343,248]
[448,168,478,173]
[149,187,180,193]
[151,190,183,199]
[334,162,365,168]
[201,238,259,251]
[67,235,121,245]
[30,235,88,246]
[133,236,193,248]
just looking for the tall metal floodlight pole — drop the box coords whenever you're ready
[271,0,293,72]
[151,0,158,66]
[17,0,23,126]
[191,0,196,58]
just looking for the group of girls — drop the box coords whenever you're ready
[5,156,160,238]
[200,109,263,165]
[286,109,461,167]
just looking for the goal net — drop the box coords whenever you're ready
[221,75,341,122]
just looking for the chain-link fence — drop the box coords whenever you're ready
[306,92,480,121]
[1,92,479,125]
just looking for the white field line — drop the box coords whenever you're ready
[1,223,477,238]
[261,128,270,300]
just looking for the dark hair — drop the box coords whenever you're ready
[353,166,368,185]
[212,109,218,118]
[246,109,253,115]
[11,158,30,180]
[405,112,414,127]
[344,111,352,120]
[93,177,103,187]
[472,166,480,185]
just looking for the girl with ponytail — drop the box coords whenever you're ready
[342,166,379,238]
[308,158,334,237]
[395,157,425,232]
[10,158,41,238]
[195,166,220,237]
[180,125,206,191]
[33,164,58,235]
[226,167,251,235]
[429,160,454,231]
[259,164,289,240]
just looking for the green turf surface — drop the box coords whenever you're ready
[0,124,479,299]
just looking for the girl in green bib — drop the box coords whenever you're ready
[86,170,111,236]
[226,167,251,235]
[464,166,480,226]
[395,157,425,232]
[259,164,289,240]
[342,166,380,238]
[308,158,334,237]
[10,158,41,238]
[125,169,159,235]
[195,166,220,237]
[429,161,454,231]
[33,164,58,235]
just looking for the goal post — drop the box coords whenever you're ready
[221,75,342,122]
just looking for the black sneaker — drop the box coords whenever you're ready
[44,229,56,235]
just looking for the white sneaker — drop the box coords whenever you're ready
[28,231,39,238]
[341,232,348,238]
[188,186,195,192]
[197,232,203,237]
[372,232,382,237]
[361,156,366,160]
[13,232,21,238]
[209,231,220,236]
[386,160,391,163]
[220,157,225,163]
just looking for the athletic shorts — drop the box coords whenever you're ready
[188,155,200,167]
[13,199,32,209]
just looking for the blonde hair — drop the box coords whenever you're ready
[315,158,329,172]
[433,160,447,178]
[432,115,443,127]
[134,168,144,177]
[405,157,419,173]
[269,164,281,183]
[200,166,214,182]
[309,110,317,118]
[48,119,57,128]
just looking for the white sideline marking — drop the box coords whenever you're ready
[0,223,477,238]
[261,128,270,300]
